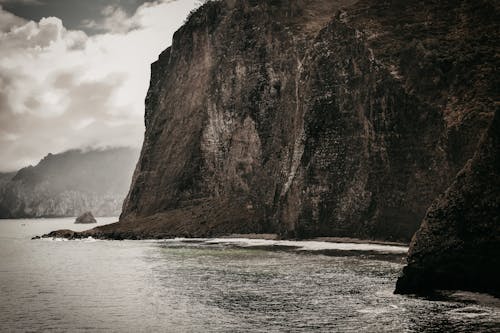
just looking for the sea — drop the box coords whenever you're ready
[0,218,499,332]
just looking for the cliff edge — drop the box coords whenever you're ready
[120,0,497,241]
[49,0,498,244]
[395,110,500,296]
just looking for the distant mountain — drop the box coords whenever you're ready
[0,147,139,218]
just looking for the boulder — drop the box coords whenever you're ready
[75,211,97,224]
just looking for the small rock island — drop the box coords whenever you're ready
[75,211,97,224]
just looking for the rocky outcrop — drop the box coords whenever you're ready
[117,0,498,241]
[75,211,97,224]
[0,148,139,218]
[57,0,497,242]
[395,111,500,296]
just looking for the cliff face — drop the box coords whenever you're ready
[0,148,139,218]
[112,0,498,241]
[395,111,499,296]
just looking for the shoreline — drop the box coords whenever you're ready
[221,233,409,247]
[39,230,409,249]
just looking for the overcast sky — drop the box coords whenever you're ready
[0,0,202,171]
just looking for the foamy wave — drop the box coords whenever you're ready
[171,238,408,253]
[42,236,97,242]
[47,237,69,242]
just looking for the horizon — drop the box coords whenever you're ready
[0,0,202,172]
[0,0,498,331]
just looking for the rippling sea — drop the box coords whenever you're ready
[1,218,499,332]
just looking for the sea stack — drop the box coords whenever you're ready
[75,211,97,224]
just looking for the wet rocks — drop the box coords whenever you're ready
[42,229,77,239]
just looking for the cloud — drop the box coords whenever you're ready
[0,0,200,171]
[0,4,26,32]
[0,0,43,4]
[81,4,140,34]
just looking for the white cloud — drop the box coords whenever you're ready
[0,4,26,32]
[0,0,200,171]
[82,4,140,34]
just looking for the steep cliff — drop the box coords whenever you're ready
[0,148,139,218]
[395,111,499,296]
[71,0,496,241]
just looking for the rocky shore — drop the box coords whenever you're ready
[43,0,499,296]
[395,111,500,297]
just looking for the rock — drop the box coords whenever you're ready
[42,229,77,239]
[75,211,97,224]
[113,0,497,241]
[46,0,498,244]
[0,147,138,219]
[395,111,500,296]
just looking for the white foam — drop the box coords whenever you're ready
[51,238,69,242]
[199,238,408,253]
[43,236,98,242]
[42,236,409,253]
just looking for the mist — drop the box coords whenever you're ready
[0,0,200,171]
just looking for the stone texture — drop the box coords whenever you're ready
[395,110,500,296]
[58,0,497,243]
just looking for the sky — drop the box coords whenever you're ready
[0,0,202,171]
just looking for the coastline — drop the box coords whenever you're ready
[221,234,408,247]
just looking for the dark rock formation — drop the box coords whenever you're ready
[75,211,97,224]
[53,0,498,243]
[0,147,139,218]
[43,229,77,239]
[395,111,500,296]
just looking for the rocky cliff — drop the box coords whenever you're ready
[68,0,497,242]
[0,148,139,218]
[395,110,499,296]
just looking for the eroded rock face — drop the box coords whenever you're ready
[395,111,500,296]
[106,0,497,241]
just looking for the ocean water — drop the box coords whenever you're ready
[0,218,499,332]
